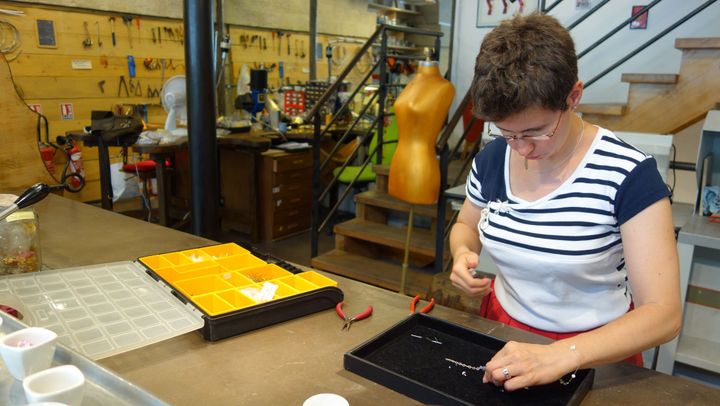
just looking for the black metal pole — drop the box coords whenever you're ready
[309,0,319,258]
[184,0,219,239]
[435,146,449,273]
[311,111,321,257]
[309,0,317,81]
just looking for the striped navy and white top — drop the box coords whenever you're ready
[466,126,670,332]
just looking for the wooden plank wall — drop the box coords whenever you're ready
[2,2,368,202]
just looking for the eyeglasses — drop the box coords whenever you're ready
[489,110,564,142]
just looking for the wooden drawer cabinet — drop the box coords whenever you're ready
[259,149,313,240]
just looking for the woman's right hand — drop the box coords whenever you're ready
[449,251,492,297]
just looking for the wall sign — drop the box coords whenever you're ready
[476,0,540,28]
[60,103,74,120]
[630,5,649,30]
[36,19,57,48]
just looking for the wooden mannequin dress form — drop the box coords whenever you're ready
[387,59,454,294]
[388,60,455,205]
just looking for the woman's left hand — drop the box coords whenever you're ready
[483,341,580,391]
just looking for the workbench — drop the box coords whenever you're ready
[33,195,719,405]
[131,131,272,237]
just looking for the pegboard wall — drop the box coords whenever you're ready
[0,2,371,202]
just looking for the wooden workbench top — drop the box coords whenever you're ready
[32,195,720,405]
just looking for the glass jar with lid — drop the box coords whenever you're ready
[0,207,41,274]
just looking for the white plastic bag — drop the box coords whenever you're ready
[110,162,141,202]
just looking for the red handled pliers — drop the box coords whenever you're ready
[410,295,435,315]
[336,302,373,331]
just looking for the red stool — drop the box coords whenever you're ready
[121,160,157,221]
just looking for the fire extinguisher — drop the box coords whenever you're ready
[66,144,85,190]
[39,143,56,175]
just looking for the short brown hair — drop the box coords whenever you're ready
[470,13,577,121]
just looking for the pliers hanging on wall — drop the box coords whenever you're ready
[336,302,373,331]
[117,75,129,97]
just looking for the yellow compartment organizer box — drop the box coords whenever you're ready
[138,243,343,341]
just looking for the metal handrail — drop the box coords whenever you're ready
[306,27,384,120]
[541,0,563,14]
[314,58,382,146]
[318,139,398,233]
[436,90,471,150]
[577,0,662,59]
[319,92,379,172]
[585,0,718,88]
[311,22,443,256]
[318,116,378,203]
[566,0,611,30]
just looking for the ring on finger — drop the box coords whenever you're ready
[502,367,511,380]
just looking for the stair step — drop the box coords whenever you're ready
[334,218,436,257]
[356,190,438,218]
[576,103,626,116]
[373,164,389,193]
[621,73,678,84]
[675,37,720,50]
[373,164,389,176]
[311,248,435,295]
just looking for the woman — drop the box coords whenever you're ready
[450,13,681,391]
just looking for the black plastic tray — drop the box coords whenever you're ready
[140,247,344,341]
[345,314,594,406]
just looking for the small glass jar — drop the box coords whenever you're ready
[0,207,41,274]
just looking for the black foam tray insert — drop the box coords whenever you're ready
[345,314,594,406]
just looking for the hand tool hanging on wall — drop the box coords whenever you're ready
[294,39,298,57]
[135,17,141,43]
[175,27,183,45]
[286,33,291,56]
[129,79,142,96]
[127,55,136,77]
[152,27,156,43]
[109,17,116,46]
[122,15,133,48]
[82,21,93,48]
[147,86,159,98]
[157,26,161,44]
[277,31,283,55]
[117,75,129,97]
[98,80,106,94]
[95,21,102,47]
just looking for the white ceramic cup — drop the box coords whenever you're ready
[0,327,57,380]
[23,364,85,406]
[303,393,350,406]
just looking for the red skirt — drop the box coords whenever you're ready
[479,283,643,367]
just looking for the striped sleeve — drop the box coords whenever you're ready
[615,157,670,225]
[465,138,508,207]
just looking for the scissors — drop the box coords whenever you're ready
[410,295,435,315]
[336,302,373,331]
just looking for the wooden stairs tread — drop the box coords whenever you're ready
[355,190,438,218]
[334,218,436,257]
[675,37,720,50]
[311,248,435,295]
[576,103,626,116]
[373,164,389,176]
[621,73,678,84]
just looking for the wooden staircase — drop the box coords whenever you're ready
[579,37,720,134]
[312,165,450,296]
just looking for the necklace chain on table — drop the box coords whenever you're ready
[445,357,486,371]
